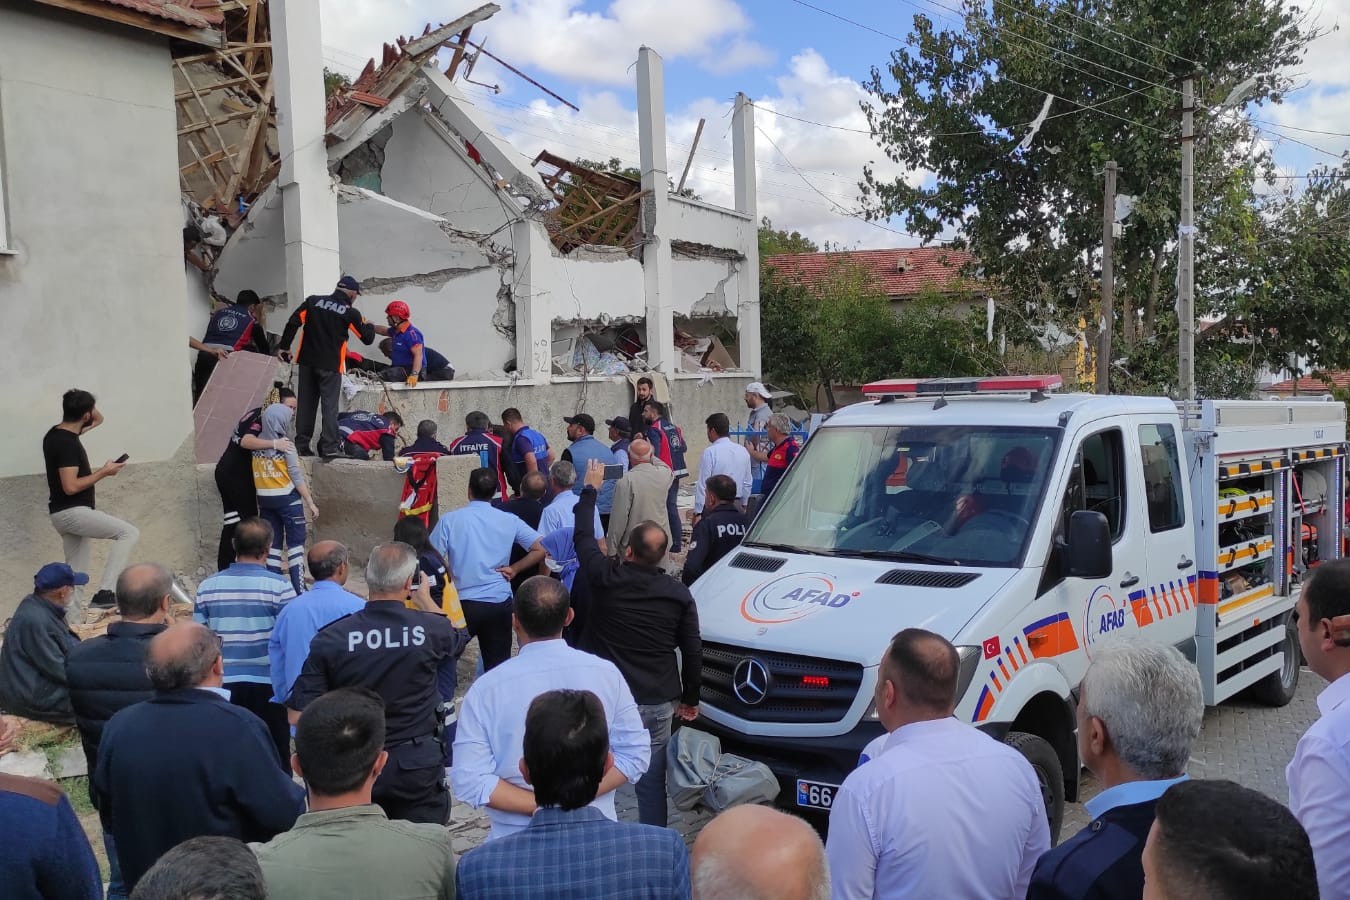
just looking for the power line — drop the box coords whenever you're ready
[1254,123,1350,162]
[1252,119,1350,138]
[986,0,1173,76]
[786,0,1169,135]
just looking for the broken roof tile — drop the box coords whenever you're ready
[764,247,978,299]
[84,0,222,29]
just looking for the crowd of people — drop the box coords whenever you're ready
[16,277,1350,898]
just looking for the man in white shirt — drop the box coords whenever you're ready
[692,413,752,523]
[451,576,649,840]
[826,628,1050,899]
[1287,558,1350,898]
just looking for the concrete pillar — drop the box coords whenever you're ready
[513,218,554,382]
[732,92,761,377]
[637,47,676,375]
[270,0,341,313]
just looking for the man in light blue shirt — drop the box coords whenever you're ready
[1027,641,1203,898]
[429,468,544,671]
[539,461,604,547]
[452,576,649,841]
[692,412,753,520]
[827,629,1049,899]
[268,541,365,706]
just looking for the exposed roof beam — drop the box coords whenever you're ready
[31,0,222,47]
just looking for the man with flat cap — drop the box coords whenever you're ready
[277,275,376,460]
[0,563,86,724]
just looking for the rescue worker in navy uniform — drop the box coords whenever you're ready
[287,542,467,825]
[337,410,403,461]
[681,474,749,585]
[192,290,272,404]
[276,275,376,459]
[212,385,295,572]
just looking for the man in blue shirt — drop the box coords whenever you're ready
[1027,643,1203,899]
[501,408,553,496]
[0,764,103,900]
[194,517,295,770]
[559,414,617,525]
[268,541,365,707]
[606,417,631,470]
[457,687,685,895]
[538,462,604,550]
[372,301,438,386]
[448,411,505,496]
[429,468,545,671]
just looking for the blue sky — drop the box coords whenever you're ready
[322,0,1350,248]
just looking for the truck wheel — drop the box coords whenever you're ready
[1251,615,1301,707]
[1005,731,1065,846]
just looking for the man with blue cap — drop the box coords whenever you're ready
[0,563,86,723]
[276,275,376,460]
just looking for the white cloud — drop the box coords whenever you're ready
[700,38,776,75]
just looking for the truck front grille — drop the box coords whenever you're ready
[699,641,863,724]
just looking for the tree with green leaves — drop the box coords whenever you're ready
[860,0,1319,395]
[323,67,351,100]
[759,217,819,258]
[574,157,700,200]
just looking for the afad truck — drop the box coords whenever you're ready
[689,375,1346,841]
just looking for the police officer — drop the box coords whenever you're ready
[681,474,749,585]
[287,542,467,825]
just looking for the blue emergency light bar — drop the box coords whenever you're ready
[861,374,1063,398]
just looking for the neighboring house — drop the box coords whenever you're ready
[764,247,981,313]
[1264,373,1349,397]
[0,0,223,616]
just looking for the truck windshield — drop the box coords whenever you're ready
[745,424,1059,567]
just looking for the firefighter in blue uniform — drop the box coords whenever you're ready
[287,542,467,825]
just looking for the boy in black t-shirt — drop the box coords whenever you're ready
[43,390,138,620]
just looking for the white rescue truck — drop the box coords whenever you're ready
[689,375,1346,840]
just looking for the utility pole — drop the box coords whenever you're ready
[1097,160,1117,395]
[1178,75,1196,407]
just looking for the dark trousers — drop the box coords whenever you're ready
[214,464,257,572]
[462,597,513,671]
[192,353,219,406]
[374,738,449,825]
[295,366,342,457]
[228,682,291,772]
[666,478,683,552]
[259,499,306,595]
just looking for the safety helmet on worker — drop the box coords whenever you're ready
[385,300,411,320]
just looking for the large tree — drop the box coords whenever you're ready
[861,0,1319,394]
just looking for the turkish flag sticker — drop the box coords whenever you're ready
[983,637,1001,660]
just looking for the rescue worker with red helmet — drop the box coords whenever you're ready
[373,300,454,385]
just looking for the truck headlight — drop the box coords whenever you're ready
[865,645,981,720]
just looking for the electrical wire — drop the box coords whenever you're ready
[985,0,1174,75]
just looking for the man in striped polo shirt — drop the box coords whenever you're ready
[194,517,295,770]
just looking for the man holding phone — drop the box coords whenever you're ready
[43,389,139,621]
[559,414,619,530]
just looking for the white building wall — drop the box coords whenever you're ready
[380,113,512,234]
[0,6,191,476]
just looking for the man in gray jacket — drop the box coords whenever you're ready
[605,438,673,558]
[0,564,86,723]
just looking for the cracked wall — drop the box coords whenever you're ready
[379,112,513,234]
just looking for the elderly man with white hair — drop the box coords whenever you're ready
[1027,640,1204,899]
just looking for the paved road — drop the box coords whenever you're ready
[445,659,1326,852]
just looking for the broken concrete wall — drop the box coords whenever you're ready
[541,246,646,325]
[308,454,477,569]
[672,256,741,318]
[347,374,751,480]
[0,4,193,479]
[379,113,512,235]
[667,196,754,256]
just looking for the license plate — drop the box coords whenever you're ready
[796,779,838,810]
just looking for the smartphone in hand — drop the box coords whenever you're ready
[114,453,130,464]
[602,464,625,481]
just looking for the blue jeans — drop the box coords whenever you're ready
[104,829,127,900]
[635,701,677,827]
[666,478,683,552]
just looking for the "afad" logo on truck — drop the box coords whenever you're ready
[1082,584,1137,657]
[740,573,860,625]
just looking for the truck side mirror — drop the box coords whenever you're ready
[1061,510,1112,579]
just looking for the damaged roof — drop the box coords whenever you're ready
[37,0,223,43]
[765,247,978,299]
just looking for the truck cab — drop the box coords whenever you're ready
[689,376,1344,840]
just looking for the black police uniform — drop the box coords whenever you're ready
[288,601,467,825]
[681,504,750,585]
[1026,798,1157,899]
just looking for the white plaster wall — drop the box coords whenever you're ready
[380,113,512,235]
[667,195,755,251]
[215,184,287,300]
[540,248,646,324]
[672,256,741,318]
[0,5,192,476]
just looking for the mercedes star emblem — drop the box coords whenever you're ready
[732,657,771,706]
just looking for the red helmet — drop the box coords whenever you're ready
[385,300,411,320]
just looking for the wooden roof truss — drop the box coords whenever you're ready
[532,150,649,254]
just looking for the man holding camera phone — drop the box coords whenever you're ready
[43,389,139,621]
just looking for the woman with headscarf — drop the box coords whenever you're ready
[252,402,317,593]
[213,384,296,572]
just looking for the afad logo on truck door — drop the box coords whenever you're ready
[740,573,860,625]
[1082,585,1137,657]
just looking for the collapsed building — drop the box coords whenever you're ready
[0,0,761,610]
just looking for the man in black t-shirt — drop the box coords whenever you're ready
[43,390,138,620]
